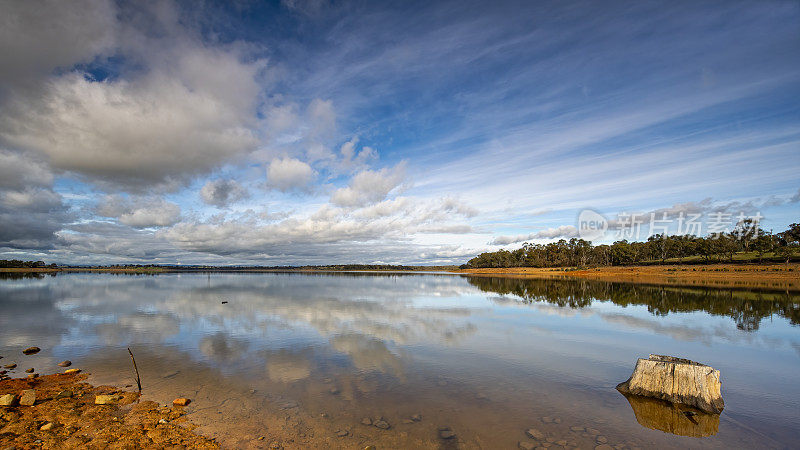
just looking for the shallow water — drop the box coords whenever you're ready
[1,272,798,449]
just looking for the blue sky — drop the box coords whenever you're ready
[0,0,798,265]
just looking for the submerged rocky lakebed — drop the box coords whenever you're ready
[1,272,798,448]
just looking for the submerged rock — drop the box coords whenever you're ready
[525,428,544,440]
[373,418,390,429]
[438,427,456,439]
[23,347,41,355]
[58,360,72,367]
[616,355,724,414]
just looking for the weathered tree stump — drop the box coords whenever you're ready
[616,355,724,414]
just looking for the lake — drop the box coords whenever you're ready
[1,272,798,449]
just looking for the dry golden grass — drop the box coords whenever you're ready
[456,263,800,290]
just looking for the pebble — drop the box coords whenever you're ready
[596,435,608,443]
[364,446,376,450]
[556,440,567,446]
[64,368,81,374]
[438,427,456,439]
[541,416,553,423]
[336,429,348,437]
[19,389,36,406]
[95,394,121,405]
[329,387,340,395]
[159,419,168,424]
[25,368,34,373]
[526,428,544,440]
[373,419,390,429]
[40,422,54,431]
[411,413,422,422]
[27,373,38,379]
[22,347,41,355]
[518,441,536,450]
[0,393,17,406]
[595,445,614,450]
[173,398,191,406]
[361,417,372,425]
[586,428,600,435]
[569,426,584,432]
[58,360,72,367]
[4,364,16,369]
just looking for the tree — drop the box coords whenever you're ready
[751,233,775,262]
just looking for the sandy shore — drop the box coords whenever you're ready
[456,263,800,290]
[0,372,218,449]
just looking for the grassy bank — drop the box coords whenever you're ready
[456,263,800,291]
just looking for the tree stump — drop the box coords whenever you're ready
[616,355,724,414]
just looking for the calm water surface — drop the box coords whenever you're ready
[1,272,798,449]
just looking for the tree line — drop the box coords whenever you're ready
[0,260,58,269]
[464,221,800,269]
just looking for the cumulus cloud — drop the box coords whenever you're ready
[331,163,406,207]
[0,1,265,191]
[200,179,248,207]
[267,157,315,191]
[338,136,378,171]
[0,0,117,86]
[490,225,578,245]
[97,195,181,228]
[0,149,68,249]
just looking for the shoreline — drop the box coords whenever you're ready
[2,263,798,291]
[0,370,218,448]
[454,263,800,291]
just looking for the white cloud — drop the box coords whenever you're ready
[0,2,265,191]
[200,179,248,207]
[267,157,315,191]
[331,163,406,207]
[97,195,181,228]
[491,225,578,245]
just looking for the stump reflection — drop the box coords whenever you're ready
[620,393,719,437]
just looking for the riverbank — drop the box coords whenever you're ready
[456,263,800,291]
[0,372,218,448]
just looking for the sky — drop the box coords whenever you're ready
[0,0,798,266]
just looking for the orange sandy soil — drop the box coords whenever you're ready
[456,263,800,290]
[0,373,218,449]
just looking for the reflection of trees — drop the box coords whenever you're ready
[0,271,56,280]
[465,276,800,331]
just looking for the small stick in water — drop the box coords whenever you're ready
[127,347,142,394]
